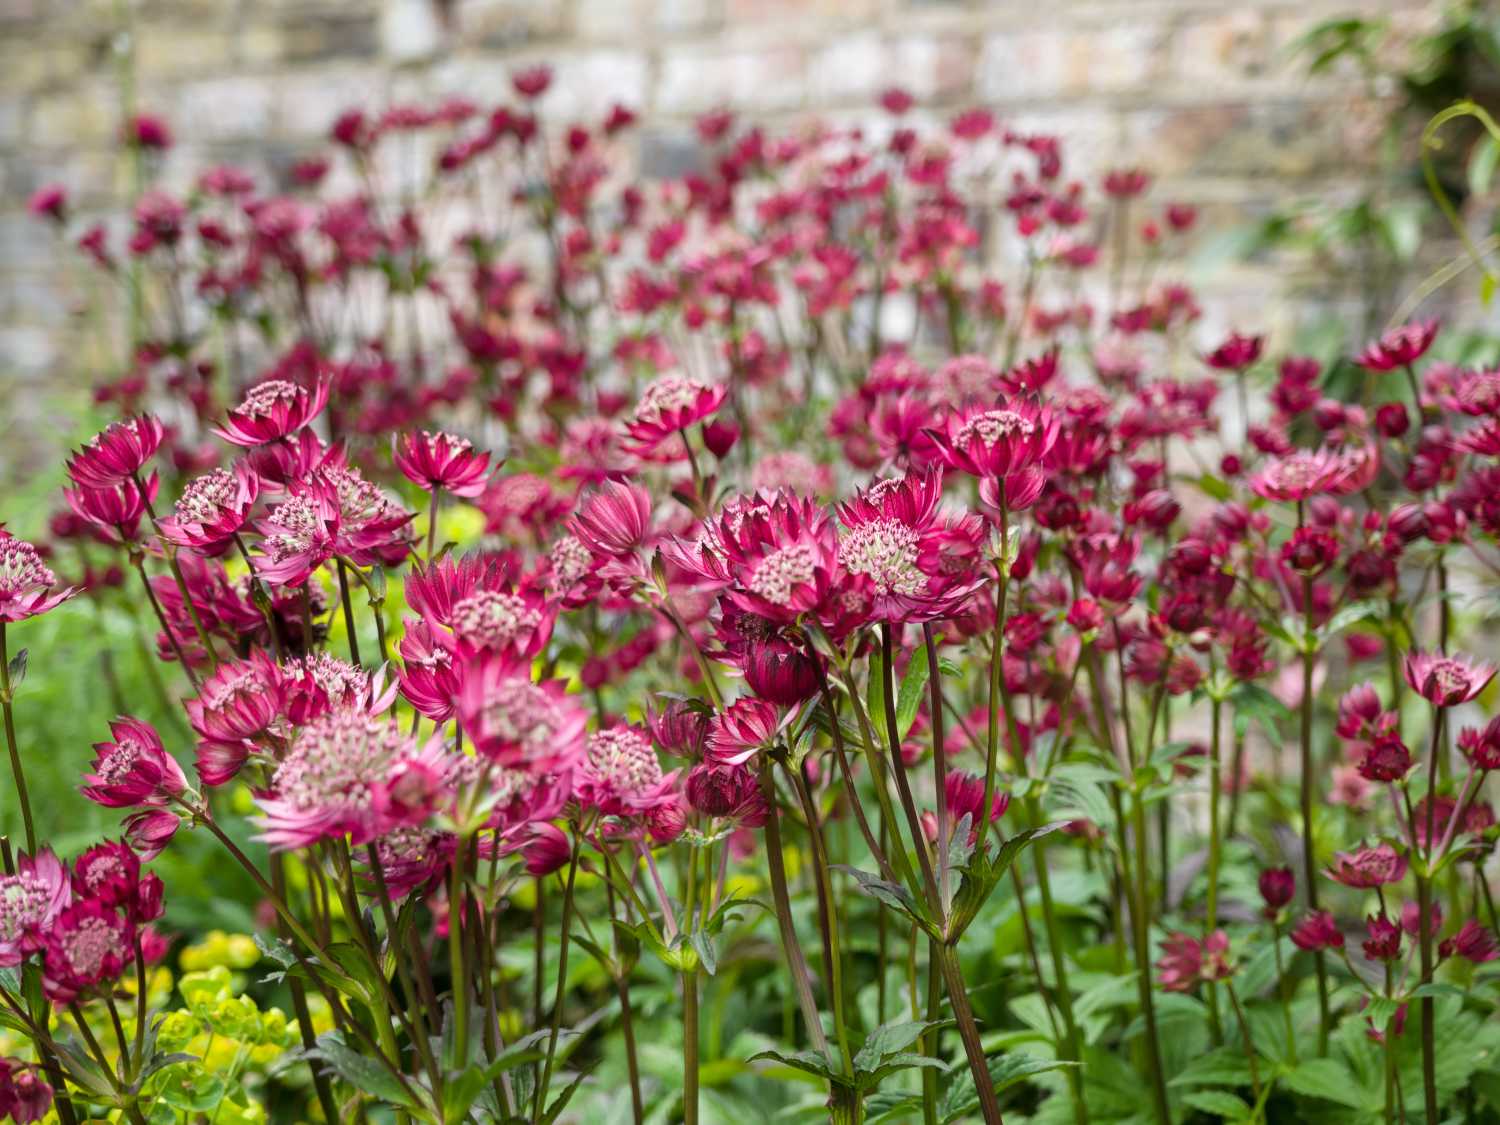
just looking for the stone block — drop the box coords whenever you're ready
[657,45,806,115]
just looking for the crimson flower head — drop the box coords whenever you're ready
[742,636,822,706]
[622,376,728,456]
[82,716,187,808]
[159,462,261,556]
[512,64,553,99]
[186,651,290,786]
[1203,331,1264,372]
[836,468,986,622]
[256,467,413,585]
[1358,734,1412,783]
[0,532,78,622]
[456,659,588,773]
[678,491,845,627]
[1248,448,1344,503]
[930,396,1059,481]
[394,431,492,497]
[1362,914,1402,962]
[1280,526,1339,577]
[685,762,767,824]
[1440,919,1499,964]
[256,711,451,849]
[212,377,331,447]
[0,1056,54,1123]
[1102,168,1151,199]
[0,849,71,966]
[71,841,162,923]
[1326,843,1407,888]
[64,474,157,543]
[1457,716,1500,770]
[707,697,784,766]
[646,699,711,759]
[1156,930,1232,992]
[1354,319,1439,371]
[42,899,133,1003]
[577,726,677,818]
[1074,534,1143,607]
[571,479,653,559]
[1258,867,1295,915]
[941,771,1009,844]
[66,415,164,489]
[27,182,68,223]
[1403,650,1495,708]
[1290,911,1344,952]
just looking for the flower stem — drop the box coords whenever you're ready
[534,832,582,1123]
[757,759,831,1059]
[336,557,362,666]
[683,965,700,1125]
[0,623,37,853]
[1205,695,1225,1045]
[1225,980,1261,1104]
[935,940,1005,1125]
[1299,576,1331,1054]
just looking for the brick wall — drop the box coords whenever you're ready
[0,0,1440,473]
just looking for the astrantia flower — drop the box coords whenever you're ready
[42,900,133,1002]
[646,699,711,759]
[1440,919,1499,964]
[930,396,1059,480]
[444,585,556,663]
[571,479,653,559]
[1362,915,1402,962]
[71,841,161,923]
[577,726,676,817]
[256,710,448,848]
[836,468,986,622]
[622,376,727,456]
[1280,527,1339,577]
[1203,332,1263,372]
[1248,448,1345,503]
[938,771,1009,845]
[66,415,164,489]
[65,474,157,542]
[0,1057,54,1123]
[705,696,790,766]
[685,762,766,824]
[1457,716,1500,770]
[0,532,78,622]
[284,651,394,724]
[1290,911,1345,951]
[159,462,261,556]
[213,377,331,447]
[1354,319,1439,371]
[1156,930,1232,992]
[456,659,588,772]
[394,431,492,497]
[186,651,290,785]
[1258,867,1295,916]
[255,468,413,585]
[1357,734,1411,783]
[1326,843,1407,888]
[82,716,187,808]
[1403,651,1495,708]
[0,850,70,966]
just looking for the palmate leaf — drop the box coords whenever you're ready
[1180,1088,1254,1120]
[938,1052,1076,1122]
[852,1018,950,1073]
[948,821,1067,937]
[309,1031,425,1114]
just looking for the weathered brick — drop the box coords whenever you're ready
[457,0,571,49]
[280,9,380,63]
[657,46,806,115]
[172,75,277,141]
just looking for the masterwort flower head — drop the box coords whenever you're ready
[0,850,71,967]
[213,377,331,447]
[66,415,164,489]
[82,716,187,808]
[1403,650,1496,708]
[0,532,78,622]
[622,375,728,456]
[394,430,492,497]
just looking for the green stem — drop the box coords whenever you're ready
[1205,695,1225,1045]
[0,624,36,853]
[534,833,582,1122]
[757,759,831,1059]
[1299,575,1331,1054]
[683,966,700,1125]
[336,558,362,666]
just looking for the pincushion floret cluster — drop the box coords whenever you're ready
[5,70,1500,1125]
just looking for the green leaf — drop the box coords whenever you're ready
[852,1019,945,1074]
[1194,473,1233,501]
[834,865,932,932]
[1181,1088,1252,1119]
[1470,134,1500,199]
[1317,599,1383,643]
[939,1053,1075,1122]
[1166,1047,1254,1088]
[894,653,930,741]
[748,1046,839,1081]
[311,1031,419,1110]
[1282,1057,1367,1108]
